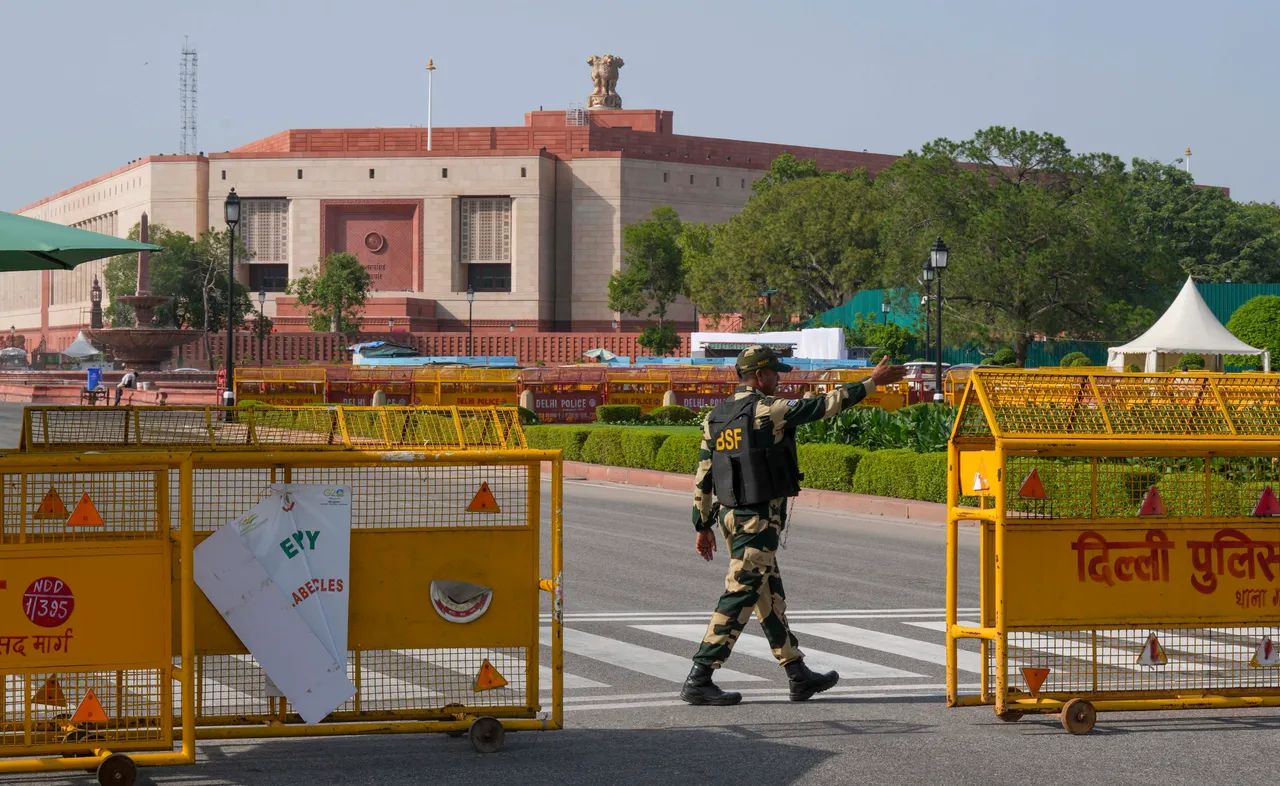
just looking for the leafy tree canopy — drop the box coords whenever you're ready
[288,252,372,334]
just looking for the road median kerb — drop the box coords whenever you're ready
[549,460,950,525]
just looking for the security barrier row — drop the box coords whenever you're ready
[946,369,1280,734]
[0,407,563,782]
[236,365,907,422]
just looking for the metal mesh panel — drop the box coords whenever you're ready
[979,372,1108,435]
[1218,376,1280,435]
[1093,375,1232,435]
[21,406,526,451]
[0,669,169,753]
[994,627,1280,697]
[2,471,163,544]
[954,387,993,438]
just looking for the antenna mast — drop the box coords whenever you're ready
[180,38,198,154]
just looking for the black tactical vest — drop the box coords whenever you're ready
[707,394,802,508]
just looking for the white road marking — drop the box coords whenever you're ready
[543,626,766,683]
[632,624,921,679]
[792,622,983,674]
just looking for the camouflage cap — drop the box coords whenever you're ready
[735,344,794,376]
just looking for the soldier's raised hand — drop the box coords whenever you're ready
[870,355,907,386]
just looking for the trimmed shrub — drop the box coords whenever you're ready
[1059,352,1089,367]
[596,404,642,423]
[621,431,673,469]
[852,449,921,499]
[1069,356,1094,367]
[647,405,699,425]
[581,428,627,467]
[1225,295,1280,368]
[515,406,541,425]
[1176,353,1205,371]
[992,348,1017,365]
[1125,363,1141,373]
[525,425,592,462]
[913,452,949,503]
[654,433,704,475]
[797,444,869,492]
[980,357,999,365]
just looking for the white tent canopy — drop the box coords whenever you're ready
[1107,277,1270,372]
[60,331,101,359]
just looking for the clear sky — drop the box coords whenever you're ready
[3,0,1275,210]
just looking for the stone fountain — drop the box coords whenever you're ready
[87,213,200,371]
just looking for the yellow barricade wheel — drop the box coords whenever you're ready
[97,753,137,786]
[995,710,1024,723]
[469,716,505,753]
[1060,699,1096,735]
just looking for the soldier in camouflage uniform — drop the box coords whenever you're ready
[681,345,906,705]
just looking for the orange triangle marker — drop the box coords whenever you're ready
[1251,637,1280,667]
[71,689,108,723]
[34,487,68,520]
[473,659,509,692]
[1136,633,1169,666]
[32,678,67,707]
[66,493,104,527]
[1254,486,1280,517]
[972,471,990,493]
[467,482,501,514]
[1021,667,1050,698]
[1017,469,1047,500]
[1138,486,1166,517]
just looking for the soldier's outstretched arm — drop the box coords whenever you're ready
[691,417,716,532]
[767,356,906,427]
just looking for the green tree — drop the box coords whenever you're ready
[1225,296,1280,368]
[751,152,861,195]
[638,324,682,356]
[880,127,1138,365]
[688,173,884,326]
[288,252,371,334]
[102,223,252,363]
[608,206,687,354]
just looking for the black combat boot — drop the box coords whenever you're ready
[680,663,743,706]
[785,660,839,701]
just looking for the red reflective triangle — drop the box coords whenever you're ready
[1021,667,1050,698]
[1017,469,1046,500]
[1254,486,1280,517]
[1138,485,1166,517]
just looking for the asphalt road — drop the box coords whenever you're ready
[1,404,1279,785]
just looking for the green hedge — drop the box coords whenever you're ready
[596,405,642,423]
[647,405,699,425]
[525,425,592,461]
[796,444,869,492]
[913,453,948,503]
[622,432,673,469]
[654,433,704,475]
[852,449,921,499]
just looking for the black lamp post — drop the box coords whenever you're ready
[881,299,890,325]
[223,189,240,405]
[257,285,266,368]
[928,237,949,402]
[466,285,475,357]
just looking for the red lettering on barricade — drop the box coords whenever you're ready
[1072,530,1174,586]
[1187,529,1280,595]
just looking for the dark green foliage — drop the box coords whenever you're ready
[796,444,870,492]
[525,425,593,461]
[796,403,955,453]
[654,433,704,475]
[1225,296,1280,368]
[1176,353,1205,371]
[992,348,1017,365]
[1059,352,1089,366]
[851,450,921,498]
[1068,356,1094,367]
[913,453,950,503]
[596,405,643,423]
[581,428,628,467]
[621,432,673,469]
[515,406,541,425]
[647,405,699,425]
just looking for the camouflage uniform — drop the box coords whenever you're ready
[691,367,874,669]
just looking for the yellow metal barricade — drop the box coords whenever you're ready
[176,448,563,744]
[0,452,196,782]
[19,406,526,452]
[234,368,327,405]
[946,368,1280,734]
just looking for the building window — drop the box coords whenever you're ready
[297,169,303,179]
[221,170,226,180]
[442,167,448,178]
[467,263,511,293]
[663,172,668,183]
[716,177,721,187]
[460,197,512,263]
[689,174,694,185]
[239,199,289,265]
[369,168,375,179]
[249,263,289,292]
[520,167,527,178]
[741,178,745,189]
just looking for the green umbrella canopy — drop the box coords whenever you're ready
[0,210,160,271]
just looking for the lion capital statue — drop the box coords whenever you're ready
[587,54,624,109]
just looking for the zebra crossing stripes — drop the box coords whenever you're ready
[631,624,921,679]
[790,622,984,674]
[541,626,767,683]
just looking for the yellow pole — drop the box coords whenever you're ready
[551,457,564,730]
[527,461,540,709]
[945,438,959,707]
[992,440,1009,716]
[179,459,196,763]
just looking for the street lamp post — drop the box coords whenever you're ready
[929,237,949,403]
[387,317,394,334]
[223,189,240,406]
[881,299,890,325]
[257,285,266,367]
[921,267,934,401]
[466,286,475,358]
